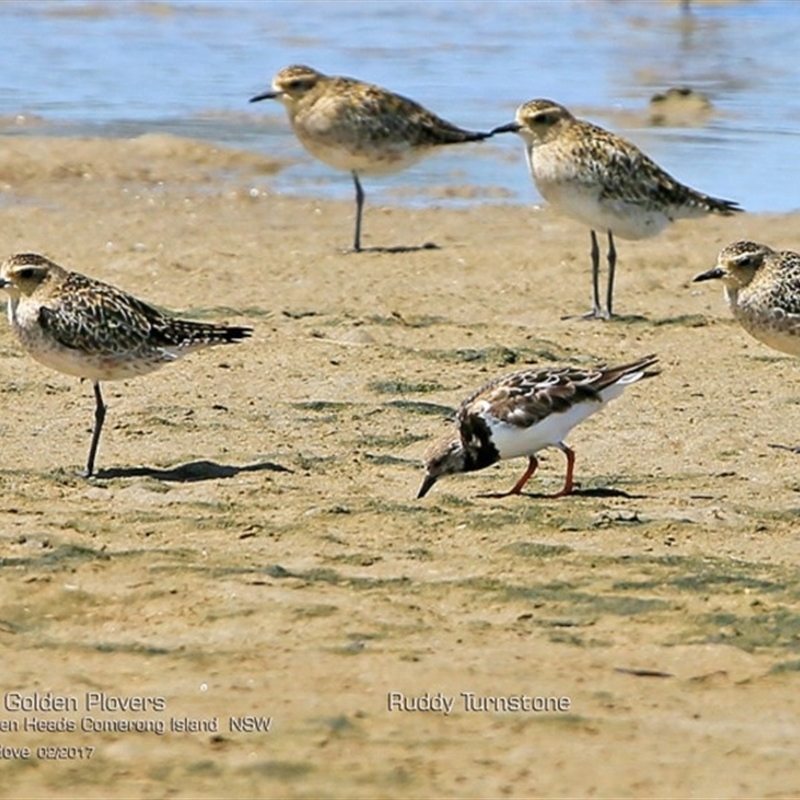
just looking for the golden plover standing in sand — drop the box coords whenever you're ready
[694,240,800,356]
[0,253,252,477]
[250,64,493,252]
[492,99,741,320]
[417,355,659,499]
[694,241,800,452]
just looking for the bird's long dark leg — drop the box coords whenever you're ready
[352,171,364,252]
[478,456,539,498]
[564,230,603,320]
[82,381,106,478]
[590,230,602,318]
[605,230,617,320]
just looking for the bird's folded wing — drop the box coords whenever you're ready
[459,369,603,429]
[38,286,156,355]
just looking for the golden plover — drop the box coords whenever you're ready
[492,99,741,319]
[250,64,493,252]
[694,240,800,357]
[0,253,252,476]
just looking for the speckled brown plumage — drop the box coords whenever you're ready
[250,64,492,251]
[0,252,252,476]
[493,99,742,319]
[694,240,800,357]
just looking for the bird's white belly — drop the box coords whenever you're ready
[529,146,671,239]
[31,346,171,381]
[733,303,800,357]
[484,397,606,459]
[11,318,174,382]
[535,179,671,240]
[293,120,426,176]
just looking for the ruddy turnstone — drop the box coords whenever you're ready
[694,240,800,356]
[250,64,493,252]
[492,99,741,320]
[0,253,252,477]
[417,355,659,498]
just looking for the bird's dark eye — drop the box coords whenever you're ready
[18,268,34,280]
[533,111,556,125]
[288,79,313,91]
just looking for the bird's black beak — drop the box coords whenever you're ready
[692,267,725,283]
[0,277,11,290]
[416,474,437,499]
[490,121,521,135]
[249,90,280,103]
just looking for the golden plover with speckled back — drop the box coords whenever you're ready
[250,64,493,253]
[694,240,800,357]
[694,241,800,452]
[492,99,741,320]
[0,253,252,476]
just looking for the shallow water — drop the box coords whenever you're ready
[1,0,799,213]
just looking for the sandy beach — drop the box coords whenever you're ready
[1,134,799,798]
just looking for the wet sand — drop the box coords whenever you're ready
[1,135,800,799]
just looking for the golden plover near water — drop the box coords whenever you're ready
[0,253,252,477]
[492,99,741,320]
[694,240,800,356]
[250,64,493,252]
[417,355,659,499]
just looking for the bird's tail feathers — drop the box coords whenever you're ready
[165,320,253,348]
[598,354,660,388]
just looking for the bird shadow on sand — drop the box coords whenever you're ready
[480,486,646,500]
[567,486,647,499]
[95,459,292,483]
[347,242,440,255]
[561,312,650,324]
[770,443,800,454]
[607,313,650,325]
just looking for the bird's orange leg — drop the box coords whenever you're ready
[541,444,576,498]
[478,456,539,498]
